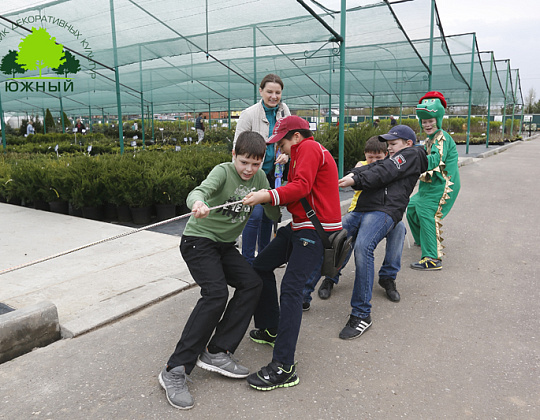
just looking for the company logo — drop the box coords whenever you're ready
[1,16,95,94]
[1,27,80,80]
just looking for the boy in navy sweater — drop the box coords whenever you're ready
[337,125,427,340]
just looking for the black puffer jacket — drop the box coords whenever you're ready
[349,145,428,224]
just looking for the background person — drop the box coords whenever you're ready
[195,113,205,143]
[234,73,291,265]
[75,119,86,134]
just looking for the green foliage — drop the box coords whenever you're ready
[43,158,74,202]
[314,123,377,171]
[400,118,420,132]
[45,108,56,132]
[0,145,231,211]
[8,157,51,203]
[202,127,235,145]
[488,121,502,133]
[62,112,72,128]
[68,157,107,208]
[0,156,15,201]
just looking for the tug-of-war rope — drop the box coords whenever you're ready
[0,200,243,276]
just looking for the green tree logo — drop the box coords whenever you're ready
[53,50,80,78]
[16,27,66,78]
[0,50,27,78]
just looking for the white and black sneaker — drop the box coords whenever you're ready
[339,314,372,340]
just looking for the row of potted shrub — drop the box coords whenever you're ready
[0,146,230,224]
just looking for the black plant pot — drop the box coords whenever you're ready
[69,203,83,217]
[155,203,176,222]
[48,200,69,215]
[130,206,152,225]
[82,205,105,221]
[104,203,118,221]
[7,197,22,206]
[117,205,132,223]
[34,200,50,211]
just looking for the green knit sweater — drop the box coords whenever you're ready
[183,162,279,243]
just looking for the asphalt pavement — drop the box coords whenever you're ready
[0,135,538,419]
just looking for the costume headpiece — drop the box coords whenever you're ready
[416,91,446,130]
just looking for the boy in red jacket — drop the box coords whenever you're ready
[242,116,342,390]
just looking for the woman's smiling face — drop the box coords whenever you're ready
[259,82,282,108]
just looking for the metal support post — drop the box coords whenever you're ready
[428,0,435,91]
[465,33,476,154]
[337,0,346,178]
[109,0,124,153]
[486,52,494,147]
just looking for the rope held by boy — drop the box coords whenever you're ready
[0,200,244,276]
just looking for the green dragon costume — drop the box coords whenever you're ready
[407,91,461,266]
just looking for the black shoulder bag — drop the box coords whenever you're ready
[300,198,352,278]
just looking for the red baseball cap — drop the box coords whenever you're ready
[267,115,310,144]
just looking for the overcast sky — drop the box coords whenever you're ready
[435,0,539,104]
[317,0,539,105]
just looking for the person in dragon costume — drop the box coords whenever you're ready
[407,91,460,270]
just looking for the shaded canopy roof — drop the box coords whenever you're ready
[0,0,523,117]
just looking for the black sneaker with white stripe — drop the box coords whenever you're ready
[339,314,372,340]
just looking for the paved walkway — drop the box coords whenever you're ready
[0,135,538,418]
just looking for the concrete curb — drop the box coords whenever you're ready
[476,140,522,158]
[0,301,60,364]
[60,276,196,339]
[458,156,476,167]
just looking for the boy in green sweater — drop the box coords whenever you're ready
[158,131,279,410]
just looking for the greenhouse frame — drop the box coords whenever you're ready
[0,0,524,173]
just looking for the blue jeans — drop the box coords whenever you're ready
[303,213,405,303]
[253,224,323,366]
[348,211,394,318]
[241,204,274,265]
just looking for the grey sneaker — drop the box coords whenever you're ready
[196,349,249,378]
[158,366,194,410]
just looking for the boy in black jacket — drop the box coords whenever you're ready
[337,125,428,339]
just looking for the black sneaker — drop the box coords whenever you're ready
[249,328,276,347]
[247,361,299,391]
[339,315,372,340]
[302,301,311,311]
[318,278,334,300]
[378,278,400,302]
[410,257,442,271]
